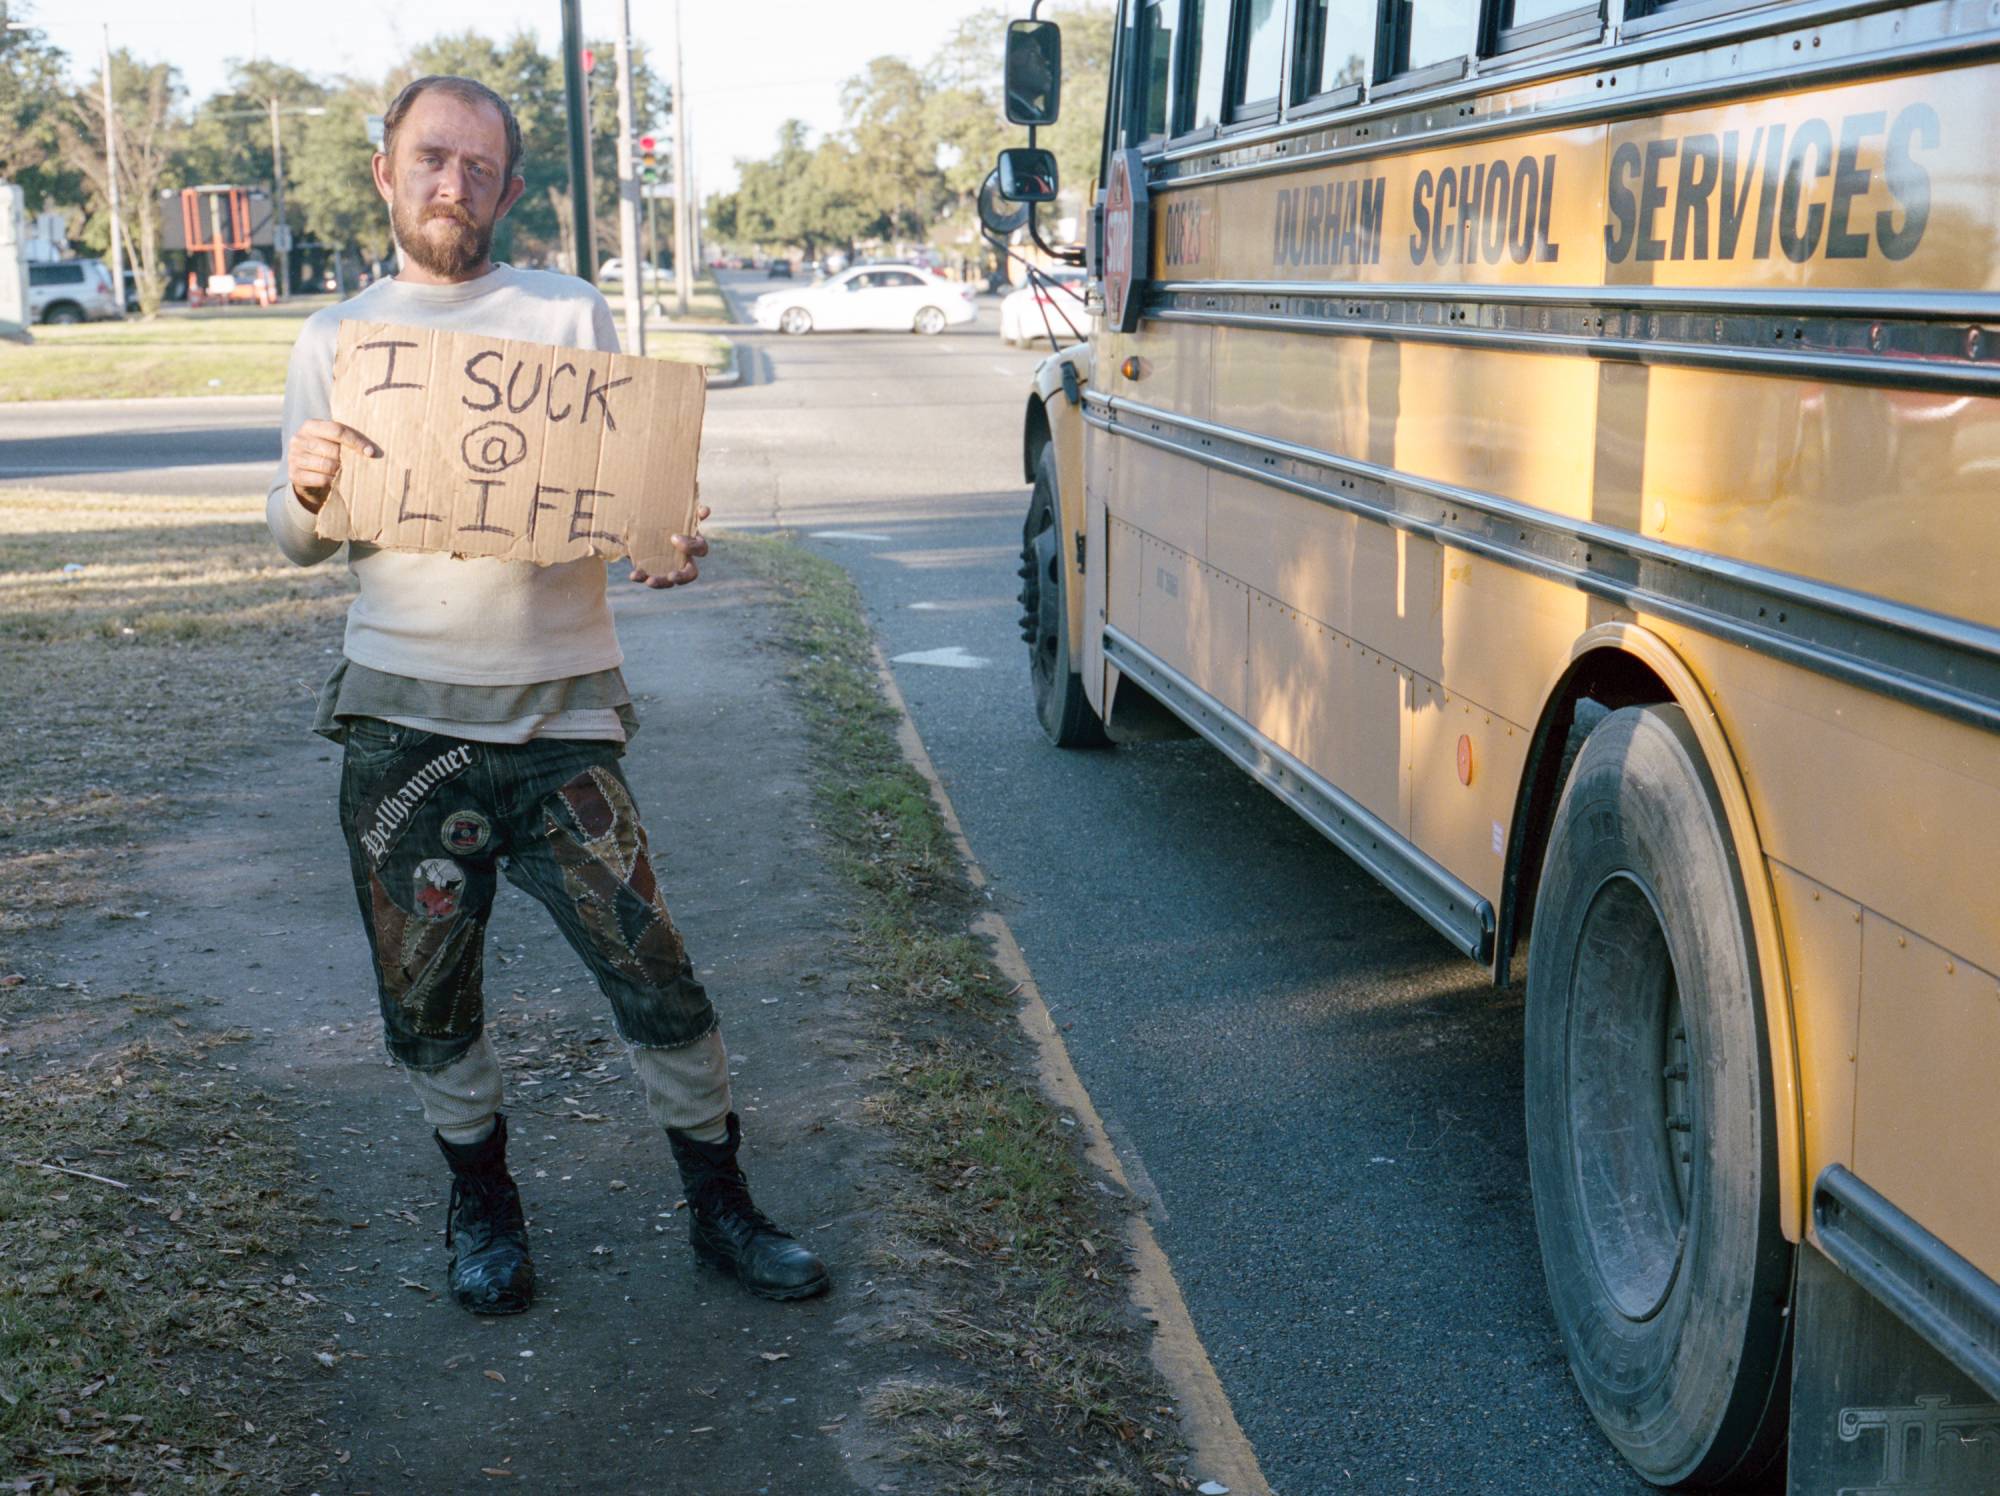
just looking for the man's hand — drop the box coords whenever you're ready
[288,419,380,512]
[630,505,713,588]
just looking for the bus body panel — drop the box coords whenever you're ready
[1047,0,2000,1440]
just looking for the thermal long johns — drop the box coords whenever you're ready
[404,1029,733,1146]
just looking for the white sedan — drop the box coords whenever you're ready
[999,271,1092,346]
[752,265,978,336]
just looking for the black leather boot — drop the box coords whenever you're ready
[436,1113,535,1315]
[667,1113,829,1301]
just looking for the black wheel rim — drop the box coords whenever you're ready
[1565,872,1693,1323]
[1020,497,1060,706]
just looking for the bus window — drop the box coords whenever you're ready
[1486,0,1601,54]
[1227,0,1286,120]
[1180,0,1234,135]
[1296,0,1375,102]
[1382,0,1480,80]
[1133,0,1181,143]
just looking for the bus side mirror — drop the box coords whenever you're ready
[997,147,1060,204]
[1004,19,1062,126]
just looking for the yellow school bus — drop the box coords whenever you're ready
[992,0,2000,1487]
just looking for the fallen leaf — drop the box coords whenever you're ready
[759,1351,790,1363]
[484,1370,506,1384]
[480,1468,515,1478]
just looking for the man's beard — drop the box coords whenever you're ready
[392,197,494,277]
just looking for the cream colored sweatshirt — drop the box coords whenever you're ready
[266,264,627,688]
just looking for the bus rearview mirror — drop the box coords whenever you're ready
[997,148,1060,204]
[1004,20,1062,126]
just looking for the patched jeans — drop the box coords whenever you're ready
[337,719,717,1072]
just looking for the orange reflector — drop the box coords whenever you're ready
[1457,734,1473,786]
[1120,356,1142,380]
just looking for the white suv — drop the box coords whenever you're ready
[28,259,123,324]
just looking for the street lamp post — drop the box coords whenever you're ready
[671,0,692,317]
[612,1,644,355]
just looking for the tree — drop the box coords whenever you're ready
[182,60,327,191]
[705,189,738,244]
[0,4,77,211]
[1038,1,1116,201]
[287,85,395,267]
[838,56,946,243]
[58,51,187,315]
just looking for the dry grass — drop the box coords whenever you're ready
[0,1029,333,1492]
[740,536,1192,1494]
[0,489,352,938]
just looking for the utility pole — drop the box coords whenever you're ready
[612,2,644,354]
[559,0,594,281]
[269,95,290,299]
[670,0,692,318]
[646,190,662,314]
[99,24,124,312]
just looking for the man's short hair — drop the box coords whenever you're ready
[381,75,524,183]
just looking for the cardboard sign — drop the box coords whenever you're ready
[314,318,705,571]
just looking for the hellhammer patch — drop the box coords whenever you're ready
[358,744,476,866]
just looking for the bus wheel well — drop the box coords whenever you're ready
[1022,394,1052,485]
[1498,648,1674,978]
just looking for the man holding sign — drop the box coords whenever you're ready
[267,75,828,1313]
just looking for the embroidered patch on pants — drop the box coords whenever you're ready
[358,744,477,866]
[368,871,482,1038]
[413,858,467,920]
[547,767,686,983]
[440,809,492,857]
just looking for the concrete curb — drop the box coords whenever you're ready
[868,640,1276,1496]
[705,337,743,389]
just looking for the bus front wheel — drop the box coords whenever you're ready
[1018,447,1107,748]
[1525,704,1792,1489]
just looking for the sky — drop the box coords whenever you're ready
[31,0,1027,196]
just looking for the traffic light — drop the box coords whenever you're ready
[639,134,659,185]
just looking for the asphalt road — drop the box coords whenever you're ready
[0,394,282,495]
[13,274,1652,1494]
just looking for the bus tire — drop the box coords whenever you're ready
[1019,446,1107,748]
[1525,704,1792,1489]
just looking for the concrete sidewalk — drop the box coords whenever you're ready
[80,554,913,1493]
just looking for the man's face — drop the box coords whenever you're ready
[373,90,525,279]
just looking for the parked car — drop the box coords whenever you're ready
[999,270,1091,346]
[28,259,123,324]
[752,265,977,336]
[595,257,669,286]
[766,260,793,279]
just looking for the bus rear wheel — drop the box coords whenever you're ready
[1018,447,1106,748]
[1525,704,1792,1489]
